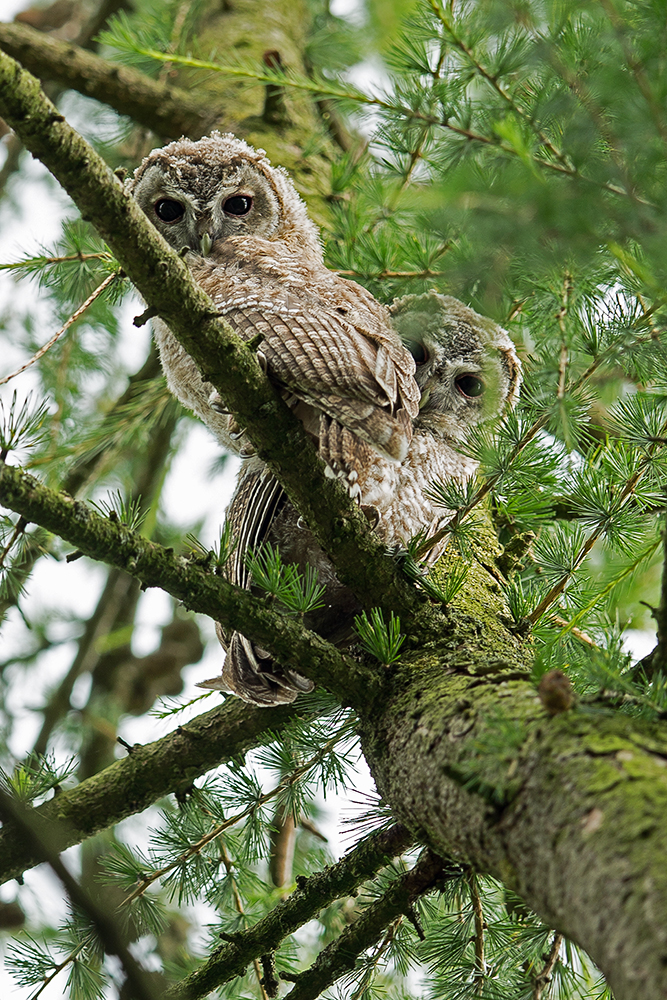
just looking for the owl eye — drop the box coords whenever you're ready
[407,341,429,365]
[456,374,485,398]
[154,199,185,223]
[224,195,253,216]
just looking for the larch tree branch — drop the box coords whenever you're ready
[163,823,416,1000]
[3,22,667,1000]
[279,849,450,1000]
[0,694,300,886]
[0,462,374,705]
[0,785,164,1000]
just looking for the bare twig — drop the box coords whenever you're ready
[468,871,485,995]
[217,837,270,1000]
[533,931,563,1000]
[0,271,118,386]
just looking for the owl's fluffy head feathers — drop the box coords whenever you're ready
[129,132,321,258]
[389,291,521,442]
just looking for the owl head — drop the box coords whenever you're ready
[389,291,522,442]
[129,131,321,258]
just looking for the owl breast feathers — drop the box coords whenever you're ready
[129,131,419,474]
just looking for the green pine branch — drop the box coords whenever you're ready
[0,460,375,706]
[162,825,415,999]
[0,20,217,139]
[0,695,301,886]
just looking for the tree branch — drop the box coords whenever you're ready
[0,48,437,640]
[0,20,216,139]
[0,786,163,1000]
[0,696,300,886]
[0,461,376,705]
[281,849,451,1000]
[165,824,415,1000]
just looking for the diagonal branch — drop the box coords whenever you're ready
[0,20,217,139]
[281,849,453,1000]
[0,696,299,887]
[0,461,378,706]
[0,47,438,638]
[0,786,164,1000]
[165,824,415,1000]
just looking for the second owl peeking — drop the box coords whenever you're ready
[130,132,521,706]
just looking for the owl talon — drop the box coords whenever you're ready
[361,504,380,528]
[208,390,228,414]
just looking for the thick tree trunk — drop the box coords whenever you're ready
[358,596,667,1000]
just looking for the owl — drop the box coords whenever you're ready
[129,132,420,474]
[199,292,522,705]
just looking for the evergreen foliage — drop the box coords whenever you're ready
[1,0,667,997]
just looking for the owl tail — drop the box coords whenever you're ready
[197,630,314,706]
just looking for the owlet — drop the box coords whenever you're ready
[129,132,420,473]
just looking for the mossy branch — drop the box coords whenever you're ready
[0,20,216,139]
[165,824,415,1000]
[0,47,437,639]
[0,697,300,886]
[0,461,377,705]
[282,849,451,1000]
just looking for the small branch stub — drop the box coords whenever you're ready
[538,669,575,715]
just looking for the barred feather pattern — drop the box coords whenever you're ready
[197,293,522,706]
[131,132,419,478]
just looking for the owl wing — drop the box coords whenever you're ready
[197,463,314,706]
[215,296,419,462]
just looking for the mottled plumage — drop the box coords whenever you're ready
[201,292,521,706]
[129,132,419,470]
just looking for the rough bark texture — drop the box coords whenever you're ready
[360,641,667,1000]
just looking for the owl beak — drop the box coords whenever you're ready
[418,388,431,411]
[200,232,213,256]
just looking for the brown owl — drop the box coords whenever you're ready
[200,292,521,706]
[129,132,420,474]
